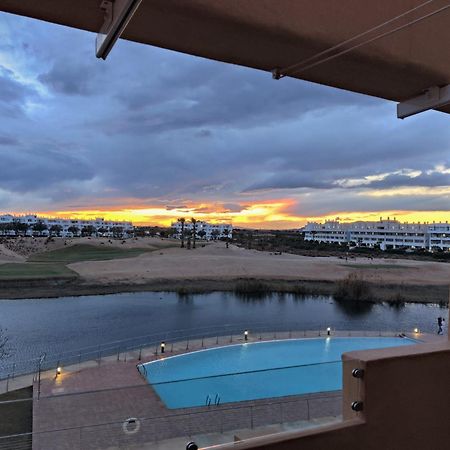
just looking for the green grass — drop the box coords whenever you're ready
[28,244,151,263]
[340,263,411,270]
[0,263,77,280]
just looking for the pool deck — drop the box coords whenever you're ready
[1,330,445,449]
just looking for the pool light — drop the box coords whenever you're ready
[244,330,248,341]
[327,327,331,336]
[160,341,165,354]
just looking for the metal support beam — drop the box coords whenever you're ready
[397,85,450,119]
[96,0,142,60]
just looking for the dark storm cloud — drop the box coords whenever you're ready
[0,66,37,115]
[287,190,450,217]
[100,58,379,136]
[38,61,104,96]
[0,145,93,194]
[364,172,450,189]
[244,171,336,192]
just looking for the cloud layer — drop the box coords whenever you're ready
[0,12,449,227]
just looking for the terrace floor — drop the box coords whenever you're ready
[1,330,443,449]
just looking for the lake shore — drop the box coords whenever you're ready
[0,277,447,303]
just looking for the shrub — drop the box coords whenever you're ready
[334,274,372,301]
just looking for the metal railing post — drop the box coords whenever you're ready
[35,353,46,399]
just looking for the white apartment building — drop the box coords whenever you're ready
[172,220,232,240]
[0,214,134,238]
[428,223,450,251]
[303,218,450,251]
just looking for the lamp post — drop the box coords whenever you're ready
[160,341,165,354]
[244,330,248,341]
[327,327,331,336]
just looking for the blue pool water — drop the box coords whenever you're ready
[140,337,416,408]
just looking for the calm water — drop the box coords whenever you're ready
[142,337,415,408]
[0,291,447,374]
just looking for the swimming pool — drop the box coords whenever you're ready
[139,337,416,408]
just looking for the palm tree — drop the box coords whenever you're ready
[178,218,185,248]
[32,221,48,236]
[223,228,230,247]
[191,218,197,249]
[68,226,79,237]
[111,226,123,238]
[13,221,28,237]
[49,224,63,237]
[170,227,178,238]
[81,225,96,237]
[97,227,108,236]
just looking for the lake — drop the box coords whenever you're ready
[0,291,447,377]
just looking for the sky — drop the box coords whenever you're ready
[0,13,449,229]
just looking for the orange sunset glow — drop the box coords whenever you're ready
[27,202,450,229]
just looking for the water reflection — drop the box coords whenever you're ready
[387,300,406,310]
[234,292,271,302]
[333,298,374,316]
[177,292,194,304]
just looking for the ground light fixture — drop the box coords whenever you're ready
[56,366,62,377]
[327,327,331,336]
[414,328,419,333]
[244,330,249,341]
[160,341,165,354]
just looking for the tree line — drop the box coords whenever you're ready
[0,221,127,238]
